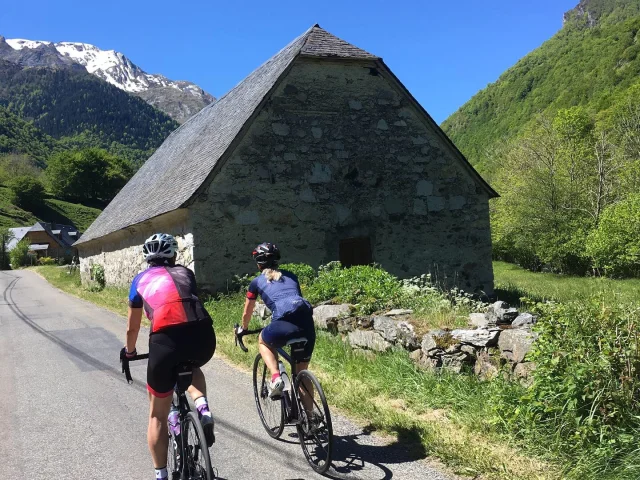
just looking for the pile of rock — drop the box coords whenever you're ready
[253,300,539,383]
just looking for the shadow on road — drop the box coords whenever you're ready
[327,425,427,480]
[280,424,427,479]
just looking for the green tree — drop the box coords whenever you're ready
[0,154,44,186]
[0,228,13,270]
[9,239,30,268]
[586,194,640,277]
[8,175,45,210]
[491,111,594,274]
[47,148,132,202]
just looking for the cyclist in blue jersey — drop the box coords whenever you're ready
[122,233,216,480]
[236,242,315,398]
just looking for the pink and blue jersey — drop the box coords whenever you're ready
[129,265,211,333]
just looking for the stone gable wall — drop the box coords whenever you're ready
[77,209,194,287]
[190,58,494,293]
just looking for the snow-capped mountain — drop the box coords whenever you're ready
[4,38,214,122]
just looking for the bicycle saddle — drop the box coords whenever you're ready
[175,362,196,392]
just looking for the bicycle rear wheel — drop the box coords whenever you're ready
[183,411,213,480]
[253,353,285,438]
[167,431,180,480]
[295,370,333,474]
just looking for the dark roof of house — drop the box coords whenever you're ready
[76,25,380,245]
[76,24,496,246]
[8,222,79,251]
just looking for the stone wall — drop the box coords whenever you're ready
[190,57,494,294]
[77,209,194,286]
[254,300,539,383]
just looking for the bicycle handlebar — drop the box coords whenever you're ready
[233,324,263,353]
[120,351,149,384]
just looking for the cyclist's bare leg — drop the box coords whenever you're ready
[148,393,173,468]
[258,332,279,376]
[296,361,315,414]
[187,367,206,399]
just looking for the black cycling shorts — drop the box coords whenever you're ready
[147,320,216,397]
[261,306,315,363]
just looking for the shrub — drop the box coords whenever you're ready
[89,263,106,291]
[587,194,640,277]
[8,175,45,210]
[305,264,402,314]
[279,263,315,286]
[37,256,56,265]
[500,299,640,464]
[9,239,30,268]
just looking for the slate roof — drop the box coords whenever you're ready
[76,24,495,246]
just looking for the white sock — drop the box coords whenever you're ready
[194,396,208,409]
[155,466,167,479]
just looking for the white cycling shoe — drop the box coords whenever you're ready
[269,376,285,399]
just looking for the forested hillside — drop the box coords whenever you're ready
[0,106,56,164]
[443,0,640,174]
[0,59,178,166]
[443,0,640,278]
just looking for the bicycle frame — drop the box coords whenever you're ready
[274,346,302,425]
[235,325,305,425]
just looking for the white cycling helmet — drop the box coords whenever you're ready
[143,233,178,262]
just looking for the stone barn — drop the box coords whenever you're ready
[75,25,498,294]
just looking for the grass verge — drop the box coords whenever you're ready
[493,260,640,306]
[33,265,129,316]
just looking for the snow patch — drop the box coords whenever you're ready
[6,38,211,98]
[6,38,52,50]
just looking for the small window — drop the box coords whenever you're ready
[339,237,372,267]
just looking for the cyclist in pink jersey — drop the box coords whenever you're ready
[122,233,216,480]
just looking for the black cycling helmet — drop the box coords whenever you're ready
[252,242,281,268]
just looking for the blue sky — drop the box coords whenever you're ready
[1,0,578,123]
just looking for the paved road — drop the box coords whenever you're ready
[0,270,454,480]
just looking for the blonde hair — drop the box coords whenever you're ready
[262,268,282,282]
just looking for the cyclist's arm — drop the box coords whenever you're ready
[126,307,142,353]
[241,298,255,330]
[126,274,144,353]
[242,277,259,329]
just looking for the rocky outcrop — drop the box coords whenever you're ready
[498,329,538,364]
[313,304,351,331]
[348,329,391,352]
[311,300,540,384]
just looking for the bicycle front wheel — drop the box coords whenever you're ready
[253,353,285,438]
[295,370,333,474]
[183,411,213,480]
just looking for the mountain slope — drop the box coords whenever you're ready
[442,0,640,174]
[0,58,179,164]
[4,37,214,122]
[0,105,56,164]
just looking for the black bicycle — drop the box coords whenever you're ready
[234,325,334,474]
[121,353,214,480]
